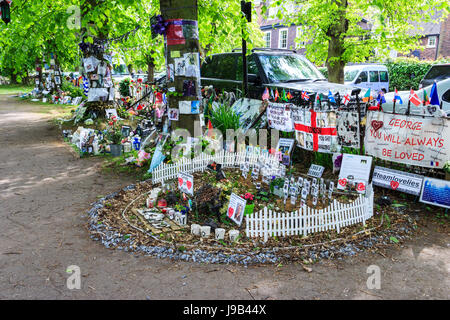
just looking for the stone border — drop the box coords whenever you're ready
[86,181,414,265]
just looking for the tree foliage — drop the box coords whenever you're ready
[0,0,264,83]
[263,0,449,83]
[0,0,80,82]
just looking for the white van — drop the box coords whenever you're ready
[344,64,389,93]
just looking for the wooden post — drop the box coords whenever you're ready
[160,0,203,136]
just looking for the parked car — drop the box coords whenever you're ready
[132,73,148,83]
[419,63,450,89]
[382,78,450,116]
[344,64,389,93]
[200,48,359,100]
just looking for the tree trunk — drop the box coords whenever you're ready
[326,0,348,84]
[80,0,111,118]
[10,73,17,84]
[160,0,203,136]
[147,62,155,83]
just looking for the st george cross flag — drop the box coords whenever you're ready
[328,90,336,103]
[409,89,421,107]
[393,88,403,104]
[430,82,440,106]
[301,91,310,101]
[342,93,350,106]
[262,87,270,100]
[293,108,340,153]
[274,89,280,101]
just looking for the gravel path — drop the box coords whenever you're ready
[0,94,448,300]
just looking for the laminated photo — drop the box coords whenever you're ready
[183,52,200,78]
[182,80,197,97]
[167,64,175,82]
[83,56,100,73]
[337,111,360,149]
[227,193,247,226]
[174,57,186,76]
[169,108,179,121]
[178,172,194,196]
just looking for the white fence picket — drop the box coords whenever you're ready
[245,189,374,243]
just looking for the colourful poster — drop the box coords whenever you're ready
[420,177,450,209]
[336,111,360,149]
[266,103,294,132]
[293,108,340,153]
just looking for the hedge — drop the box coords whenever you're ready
[385,57,449,91]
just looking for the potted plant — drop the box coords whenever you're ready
[444,161,450,180]
[243,192,255,216]
[106,116,123,157]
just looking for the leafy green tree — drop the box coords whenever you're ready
[0,0,80,83]
[263,0,449,83]
[0,0,264,85]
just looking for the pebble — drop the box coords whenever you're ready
[87,186,413,266]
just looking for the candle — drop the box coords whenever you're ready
[191,224,201,236]
[215,228,225,240]
[200,226,211,238]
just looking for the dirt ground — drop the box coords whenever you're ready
[0,94,449,300]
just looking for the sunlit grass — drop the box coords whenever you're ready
[0,84,33,95]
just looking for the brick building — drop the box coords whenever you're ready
[255,1,310,54]
[405,13,450,60]
[255,1,371,54]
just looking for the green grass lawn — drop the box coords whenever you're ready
[0,84,34,95]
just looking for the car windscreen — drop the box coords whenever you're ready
[424,65,450,80]
[258,54,324,83]
[344,70,359,82]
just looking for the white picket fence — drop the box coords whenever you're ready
[246,184,374,242]
[152,150,280,185]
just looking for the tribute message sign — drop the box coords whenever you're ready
[365,111,450,168]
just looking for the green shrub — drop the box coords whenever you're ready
[385,57,450,91]
[119,78,131,97]
[207,103,241,135]
[61,80,84,97]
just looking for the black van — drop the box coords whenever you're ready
[200,48,359,100]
